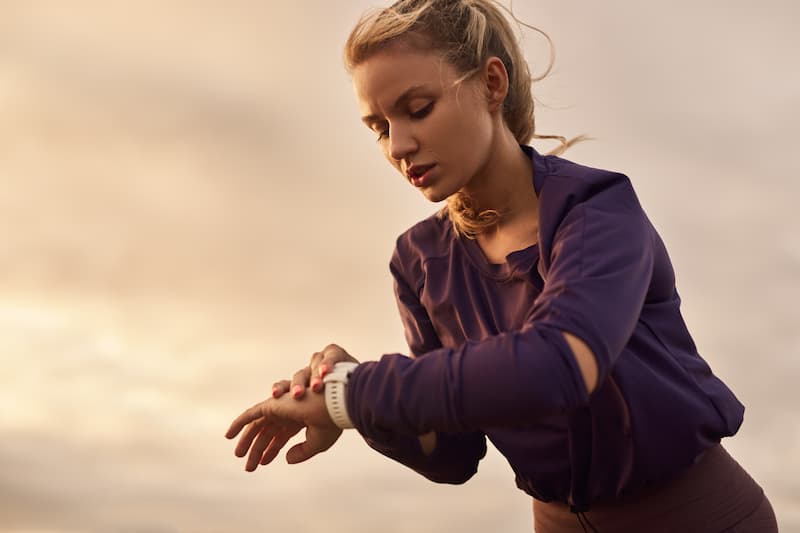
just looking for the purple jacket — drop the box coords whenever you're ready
[346,145,744,509]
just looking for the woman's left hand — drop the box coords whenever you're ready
[225,388,342,471]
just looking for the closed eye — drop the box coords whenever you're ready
[372,102,433,142]
[375,126,389,142]
[410,102,433,119]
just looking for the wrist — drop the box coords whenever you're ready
[323,362,359,429]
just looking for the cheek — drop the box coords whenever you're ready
[444,97,492,145]
[445,108,493,166]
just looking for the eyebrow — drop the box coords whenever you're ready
[361,84,429,126]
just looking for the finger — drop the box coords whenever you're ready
[290,367,312,399]
[234,418,266,457]
[226,402,268,439]
[260,423,302,465]
[318,344,340,378]
[310,374,324,393]
[309,351,324,370]
[246,423,280,471]
[317,349,349,380]
[317,358,337,379]
[313,356,341,391]
[308,352,328,392]
[271,379,291,399]
[259,434,289,467]
[285,441,314,465]
[285,438,322,465]
[285,427,341,464]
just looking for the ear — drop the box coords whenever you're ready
[483,56,509,112]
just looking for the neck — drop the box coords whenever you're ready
[460,126,538,226]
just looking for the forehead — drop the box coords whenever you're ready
[352,46,458,115]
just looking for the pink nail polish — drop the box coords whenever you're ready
[292,385,303,398]
[272,387,280,398]
[311,378,321,392]
[319,364,329,377]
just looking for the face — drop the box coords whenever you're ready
[353,45,496,203]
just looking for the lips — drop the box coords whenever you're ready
[406,163,435,180]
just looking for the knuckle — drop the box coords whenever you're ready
[326,352,346,364]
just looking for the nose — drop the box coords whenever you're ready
[388,123,418,162]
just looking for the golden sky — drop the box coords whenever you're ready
[1,1,798,531]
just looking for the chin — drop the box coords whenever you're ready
[419,181,462,203]
[421,188,451,203]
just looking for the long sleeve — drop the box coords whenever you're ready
[347,175,655,436]
[352,244,487,484]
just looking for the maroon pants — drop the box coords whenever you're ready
[533,444,778,533]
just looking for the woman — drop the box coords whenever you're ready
[226,1,778,531]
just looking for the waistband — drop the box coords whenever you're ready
[533,444,765,533]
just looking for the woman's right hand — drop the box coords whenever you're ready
[272,343,360,400]
[273,344,436,456]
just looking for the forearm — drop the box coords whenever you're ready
[347,323,591,436]
[321,360,485,484]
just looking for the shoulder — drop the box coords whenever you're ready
[531,149,649,243]
[531,150,655,267]
[537,152,643,221]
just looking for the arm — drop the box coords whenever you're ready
[259,260,487,482]
[347,179,655,436]
[352,247,486,484]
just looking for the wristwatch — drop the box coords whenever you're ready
[323,362,359,429]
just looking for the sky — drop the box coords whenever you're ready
[1,1,799,531]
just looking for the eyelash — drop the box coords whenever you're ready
[375,102,434,142]
[411,102,434,119]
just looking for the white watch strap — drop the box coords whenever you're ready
[323,362,359,429]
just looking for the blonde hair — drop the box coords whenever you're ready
[344,0,583,238]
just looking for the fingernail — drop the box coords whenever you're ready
[311,378,322,392]
[272,387,280,398]
[292,385,303,398]
[319,364,329,377]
